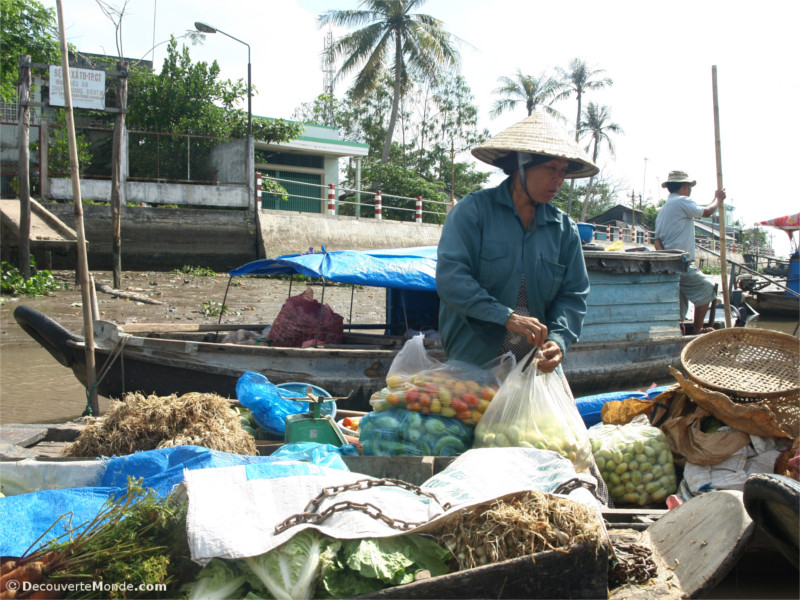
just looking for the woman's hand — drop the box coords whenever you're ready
[536,340,563,373]
[505,313,548,348]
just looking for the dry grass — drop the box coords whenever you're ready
[435,490,605,571]
[63,392,257,457]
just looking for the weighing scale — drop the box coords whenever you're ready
[284,387,348,446]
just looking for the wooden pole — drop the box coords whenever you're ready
[17,55,31,280]
[111,60,128,289]
[711,65,732,328]
[56,0,99,415]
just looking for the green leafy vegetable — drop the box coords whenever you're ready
[243,529,340,600]
[182,559,247,600]
[320,535,451,598]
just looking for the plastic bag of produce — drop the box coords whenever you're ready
[588,415,678,506]
[359,407,473,456]
[369,335,512,426]
[267,288,343,348]
[472,350,592,473]
[236,372,335,437]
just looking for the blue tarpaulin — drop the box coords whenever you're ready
[229,246,437,291]
[0,444,355,558]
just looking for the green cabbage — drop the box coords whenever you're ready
[182,558,247,600]
[320,535,451,598]
[243,529,341,600]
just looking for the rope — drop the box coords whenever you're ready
[81,336,129,416]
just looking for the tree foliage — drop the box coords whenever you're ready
[556,58,613,215]
[490,69,563,119]
[319,0,460,163]
[578,103,623,221]
[0,0,62,101]
[124,38,301,143]
[294,71,489,204]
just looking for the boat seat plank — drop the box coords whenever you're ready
[647,490,755,599]
[0,442,43,459]
[0,425,48,447]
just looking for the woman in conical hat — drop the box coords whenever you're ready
[436,111,598,372]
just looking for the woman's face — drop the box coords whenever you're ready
[521,158,570,204]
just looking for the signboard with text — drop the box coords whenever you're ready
[49,65,106,110]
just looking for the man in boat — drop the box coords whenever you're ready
[436,111,598,373]
[654,170,726,334]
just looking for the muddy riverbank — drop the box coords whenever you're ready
[0,269,388,424]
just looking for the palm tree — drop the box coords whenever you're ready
[490,70,563,119]
[578,102,623,221]
[556,59,613,214]
[319,0,460,163]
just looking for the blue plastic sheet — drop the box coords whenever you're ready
[229,246,437,291]
[0,444,355,558]
[576,386,671,427]
[236,372,335,436]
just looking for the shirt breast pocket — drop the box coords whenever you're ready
[478,240,509,280]
[540,259,566,301]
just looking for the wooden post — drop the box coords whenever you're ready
[40,116,50,201]
[111,60,128,289]
[56,0,99,415]
[17,55,31,280]
[712,65,731,328]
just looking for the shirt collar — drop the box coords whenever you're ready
[500,176,562,224]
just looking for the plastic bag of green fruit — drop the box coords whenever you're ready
[588,415,677,506]
[359,408,474,456]
[368,335,514,427]
[472,350,593,473]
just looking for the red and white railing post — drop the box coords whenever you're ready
[327,183,336,215]
[375,190,382,220]
[606,224,611,240]
[255,172,262,207]
[415,196,422,223]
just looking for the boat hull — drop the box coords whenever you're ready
[744,290,799,318]
[16,305,692,410]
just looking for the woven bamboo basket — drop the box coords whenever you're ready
[680,328,800,399]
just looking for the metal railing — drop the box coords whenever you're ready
[590,223,652,245]
[260,174,452,224]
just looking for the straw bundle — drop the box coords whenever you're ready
[435,490,605,571]
[63,392,257,457]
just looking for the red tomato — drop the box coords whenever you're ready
[451,398,467,412]
[462,393,479,407]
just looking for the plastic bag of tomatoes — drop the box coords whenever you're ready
[369,335,515,427]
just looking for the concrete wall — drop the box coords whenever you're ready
[49,178,250,208]
[256,210,442,258]
[47,203,257,271]
[42,201,442,271]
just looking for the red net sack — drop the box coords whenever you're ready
[267,288,344,348]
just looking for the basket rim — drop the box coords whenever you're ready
[680,328,800,398]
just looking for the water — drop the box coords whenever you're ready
[1,314,795,426]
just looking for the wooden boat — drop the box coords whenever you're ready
[744,289,799,318]
[3,421,792,599]
[14,247,702,410]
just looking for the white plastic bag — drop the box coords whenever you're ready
[472,350,592,472]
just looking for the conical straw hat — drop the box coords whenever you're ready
[472,111,599,179]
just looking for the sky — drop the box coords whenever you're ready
[41,0,799,257]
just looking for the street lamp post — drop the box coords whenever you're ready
[194,21,251,137]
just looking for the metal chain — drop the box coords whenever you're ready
[608,543,658,587]
[275,478,450,534]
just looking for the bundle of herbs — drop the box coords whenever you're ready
[435,490,606,571]
[64,392,257,457]
[0,479,198,600]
